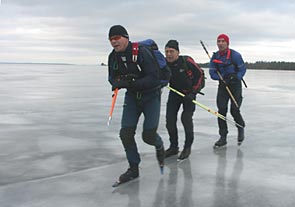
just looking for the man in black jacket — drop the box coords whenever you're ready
[164,40,204,160]
[108,25,165,184]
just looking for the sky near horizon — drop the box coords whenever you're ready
[1,0,295,65]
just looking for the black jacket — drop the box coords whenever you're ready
[168,55,203,94]
[108,42,161,92]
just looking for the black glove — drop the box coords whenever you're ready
[123,74,137,82]
[111,80,130,91]
[184,93,195,102]
[224,73,238,85]
[111,74,137,91]
[220,79,228,87]
[229,73,238,81]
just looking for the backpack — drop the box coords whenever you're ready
[182,56,206,95]
[132,39,171,87]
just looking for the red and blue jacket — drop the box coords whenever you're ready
[209,49,246,81]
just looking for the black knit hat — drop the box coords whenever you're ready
[108,25,129,39]
[165,40,179,51]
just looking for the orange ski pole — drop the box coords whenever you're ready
[107,88,119,126]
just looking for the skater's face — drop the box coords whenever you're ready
[217,38,228,52]
[165,48,179,63]
[109,35,129,52]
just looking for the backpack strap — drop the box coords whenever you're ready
[132,42,139,62]
[229,49,248,88]
[228,49,238,72]
[132,42,141,71]
[181,56,189,71]
[226,49,231,60]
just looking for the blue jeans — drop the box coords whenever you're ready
[120,89,163,167]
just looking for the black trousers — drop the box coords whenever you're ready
[217,81,245,137]
[166,91,196,149]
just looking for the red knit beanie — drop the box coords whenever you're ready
[217,34,229,45]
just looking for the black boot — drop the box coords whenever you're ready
[238,127,245,146]
[178,147,191,160]
[165,147,179,158]
[213,136,227,149]
[156,145,165,166]
[119,166,139,183]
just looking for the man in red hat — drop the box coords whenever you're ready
[209,34,246,148]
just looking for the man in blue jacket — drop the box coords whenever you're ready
[108,25,165,185]
[209,34,246,148]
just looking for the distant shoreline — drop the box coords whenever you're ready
[199,61,295,71]
[0,62,75,65]
[1,62,294,70]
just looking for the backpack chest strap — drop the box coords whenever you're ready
[132,42,139,62]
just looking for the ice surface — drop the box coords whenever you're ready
[0,64,294,207]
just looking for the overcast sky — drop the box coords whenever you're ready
[1,0,295,64]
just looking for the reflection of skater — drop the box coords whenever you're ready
[152,161,178,207]
[152,179,165,207]
[112,179,141,207]
[152,160,194,207]
[213,148,244,207]
[213,148,227,207]
[165,161,178,207]
[228,149,244,207]
[179,160,194,207]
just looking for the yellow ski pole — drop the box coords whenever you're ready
[167,86,243,128]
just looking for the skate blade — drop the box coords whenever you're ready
[112,181,121,187]
[177,157,188,163]
[213,145,227,149]
[112,177,138,187]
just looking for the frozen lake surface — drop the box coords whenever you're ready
[0,64,294,207]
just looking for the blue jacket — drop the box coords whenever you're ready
[209,49,246,81]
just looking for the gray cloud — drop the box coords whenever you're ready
[1,0,295,64]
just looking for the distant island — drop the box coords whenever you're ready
[199,61,295,70]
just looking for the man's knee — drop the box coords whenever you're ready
[181,111,193,123]
[142,128,157,145]
[218,107,228,116]
[230,106,240,116]
[120,127,136,148]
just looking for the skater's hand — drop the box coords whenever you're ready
[224,73,238,85]
[111,75,136,91]
[111,80,129,90]
[184,93,195,102]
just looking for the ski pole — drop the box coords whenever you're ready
[166,86,243,128]
[200,40,240,109]
[107,88,119,126]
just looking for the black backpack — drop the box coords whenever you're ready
[182,56,205,94]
